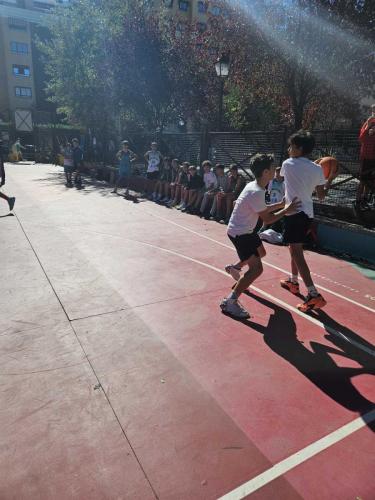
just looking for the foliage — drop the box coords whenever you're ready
[39,0,375,133]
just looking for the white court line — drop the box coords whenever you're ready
[217,408,375,499]
[126,240,375,497]
[147,211,375,314]
[129,239,375,357]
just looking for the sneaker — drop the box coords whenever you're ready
[225,264,241,281]
[8,197,15,211]
[280,279,300,295]
[220,298,250,319]
[297,293,327,312]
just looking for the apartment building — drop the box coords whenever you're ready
[0,0,68,130]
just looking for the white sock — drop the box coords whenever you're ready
[227,291,237,300]
[307,285,318,297]
[290,275,298,283]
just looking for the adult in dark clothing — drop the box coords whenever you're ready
[0,140,16,211]
[72,138,84,188]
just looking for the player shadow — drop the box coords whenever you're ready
[243,292,375,431]
[0,213,15,218]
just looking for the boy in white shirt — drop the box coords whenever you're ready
[280,130,326,312]
[221,153,299,319]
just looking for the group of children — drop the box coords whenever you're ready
[108,132,329,319]
[221,130,327,319]
[0,130,331,322]
[111,140,247,223]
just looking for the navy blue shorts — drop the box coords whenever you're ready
[228,232,262,262]
[283,212,312,244]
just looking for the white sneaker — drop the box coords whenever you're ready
[225,264,241,281]
[220,298,250,319]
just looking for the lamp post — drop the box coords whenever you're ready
[215,53,230,131]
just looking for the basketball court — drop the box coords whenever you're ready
[1,164,374,499]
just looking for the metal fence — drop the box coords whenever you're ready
[125,128,372,226]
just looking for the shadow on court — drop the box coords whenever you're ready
[243,292,375,432]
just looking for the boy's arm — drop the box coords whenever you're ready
[258,197,300,225]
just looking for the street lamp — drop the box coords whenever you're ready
[215,53,230,131]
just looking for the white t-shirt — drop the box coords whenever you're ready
[203,171,217,189]
[146,150,162,173]
[281,157,325,218]
[227,181,266,237]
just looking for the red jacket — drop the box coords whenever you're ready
[359,118,375,160]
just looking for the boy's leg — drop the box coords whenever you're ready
[233,256,263,297]
[221,234,264,319]
[281,213,326,310]
[0,191,10,203]
[0,191,15,210]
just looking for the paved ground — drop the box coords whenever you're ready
[1,163,375,500]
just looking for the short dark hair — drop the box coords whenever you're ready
[122,140,129,145]
[249,153,274,179]
[202,160,212,168]
[229,163,238,171]
[288,130,315,155]
[215,163,225,170]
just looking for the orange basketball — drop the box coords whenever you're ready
[316,157,338,180]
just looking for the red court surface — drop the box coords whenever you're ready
[1,164,374,500]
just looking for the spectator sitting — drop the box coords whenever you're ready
[190,160,217,214]
[201,164,226,220]
[152,157,172,201]
[163,158,180,203]
[179,165,204,212]
[214,164,246,223]
[168,162,189,207]
[314,156,339,192]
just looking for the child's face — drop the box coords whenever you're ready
[122,144,128,150]
[288,142,303,158]
[204,165,210,173]
[216,168,224,176]
[265,166,276,183]
[183,165,189,172]
[275,169,283,181]
[189,168,196,176]
[151,144,157,150]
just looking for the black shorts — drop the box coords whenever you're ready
[147,171,159,180]
[228,232,262,262]
[283,212,312,244]
[360,159,375,183]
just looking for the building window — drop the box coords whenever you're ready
[179,0,189,12]
[33,1,53,10]
[197,22,207,33]
[8,18,27,31]
[10,41,29,54]
[197,1,207,13]
[15,86,32,98]
[210,5,221,15]
[13,64,30,77]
